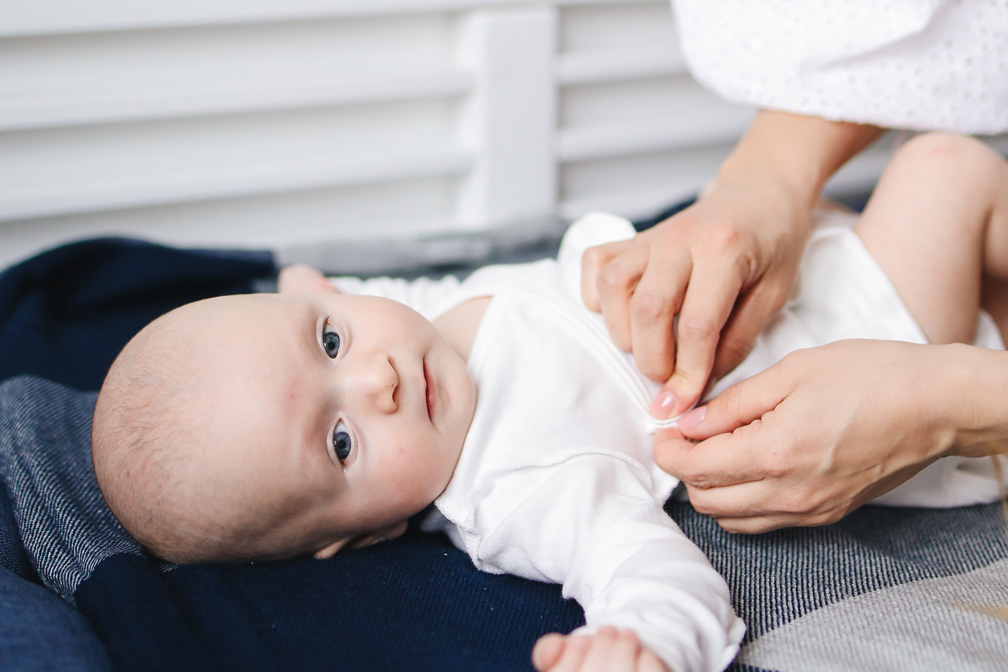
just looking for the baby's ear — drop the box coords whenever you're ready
[277,264,340,295]
[313,521,408,559]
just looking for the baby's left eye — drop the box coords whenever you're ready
[332,420,353,463]
[322,326,341,359]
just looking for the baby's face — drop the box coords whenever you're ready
[173,292,476,557]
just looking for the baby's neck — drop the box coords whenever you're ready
[432,296,491,363]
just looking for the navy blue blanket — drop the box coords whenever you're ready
[1,236,1007,672]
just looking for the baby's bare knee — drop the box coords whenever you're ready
[893,133,1001,192]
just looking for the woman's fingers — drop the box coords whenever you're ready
[712,282,783,381]
[580,239,634,312]
[629,247,690,382]
[676,363,794,440]
[661,253,746,411]
[661,341,967,528]
[592,242,650,352]
[654,428,769,490]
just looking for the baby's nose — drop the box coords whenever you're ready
[349,353,399,414]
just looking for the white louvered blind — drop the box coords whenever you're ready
[2,1,1003,270]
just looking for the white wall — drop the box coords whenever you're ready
[1,0,1003,270]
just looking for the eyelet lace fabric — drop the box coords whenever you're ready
[671,0,1008,134]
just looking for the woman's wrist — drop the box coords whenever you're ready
[716,109,884,212]
[938,343,1008,458]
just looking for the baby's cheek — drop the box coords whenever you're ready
[384,445,435,497]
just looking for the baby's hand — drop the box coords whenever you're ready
[532,627,672,672]
[277,264,337,294]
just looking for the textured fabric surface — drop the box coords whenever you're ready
[741,560,1008,672]
[0,478,27,575]
[0,565,111,672]
[0,236,274,392]
[76,533,584,672]
[0,377,140,600]
[669,500,1008,671]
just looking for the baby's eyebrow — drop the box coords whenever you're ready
[271,297,322,355]
[298,301,332,360]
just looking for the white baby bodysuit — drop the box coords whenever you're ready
[335,211,1007,671]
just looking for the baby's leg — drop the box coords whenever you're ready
[854,133,1008,344]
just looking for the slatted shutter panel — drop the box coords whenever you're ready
[2,1,1004,269]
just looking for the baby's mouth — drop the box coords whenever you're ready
[424,359,435,423]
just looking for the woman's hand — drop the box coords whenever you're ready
[581,111,883,418]
[655,340,997,533]
[581,175,810,416]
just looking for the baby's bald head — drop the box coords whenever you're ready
[91,298,308,564]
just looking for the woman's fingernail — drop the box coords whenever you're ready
[651,390,677,418]
[677,405,707,431]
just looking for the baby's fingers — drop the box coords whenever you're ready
[277,264,335,294]
[639,647,672,672]
[579,628,638,672]
[534,629,672,672]
[532,633,567,671]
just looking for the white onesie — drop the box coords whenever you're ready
[334,211,1006,672]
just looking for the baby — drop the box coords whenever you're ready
[91,215,743,672]
[91,133,1008,672]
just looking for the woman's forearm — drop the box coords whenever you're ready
[942,343,1008,458]
[717,109,885,208]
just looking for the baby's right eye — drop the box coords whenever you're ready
[322,326,341,359]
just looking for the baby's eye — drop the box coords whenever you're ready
[322,326,341,359]
[332,420,353,463]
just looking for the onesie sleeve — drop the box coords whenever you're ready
[670,0,1008,133]
[470,455,744,672]
[555,212,637,300]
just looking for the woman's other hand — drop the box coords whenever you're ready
[656,340,1008,532]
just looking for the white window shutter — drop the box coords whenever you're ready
[2,0,1004,269]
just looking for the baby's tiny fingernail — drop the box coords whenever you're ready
[677,405,706,430]
[650,390,677,418]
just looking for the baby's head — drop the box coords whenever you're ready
[91,291,475,564]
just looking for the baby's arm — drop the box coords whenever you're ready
[472,456,744,672]
[533,628,671,672]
